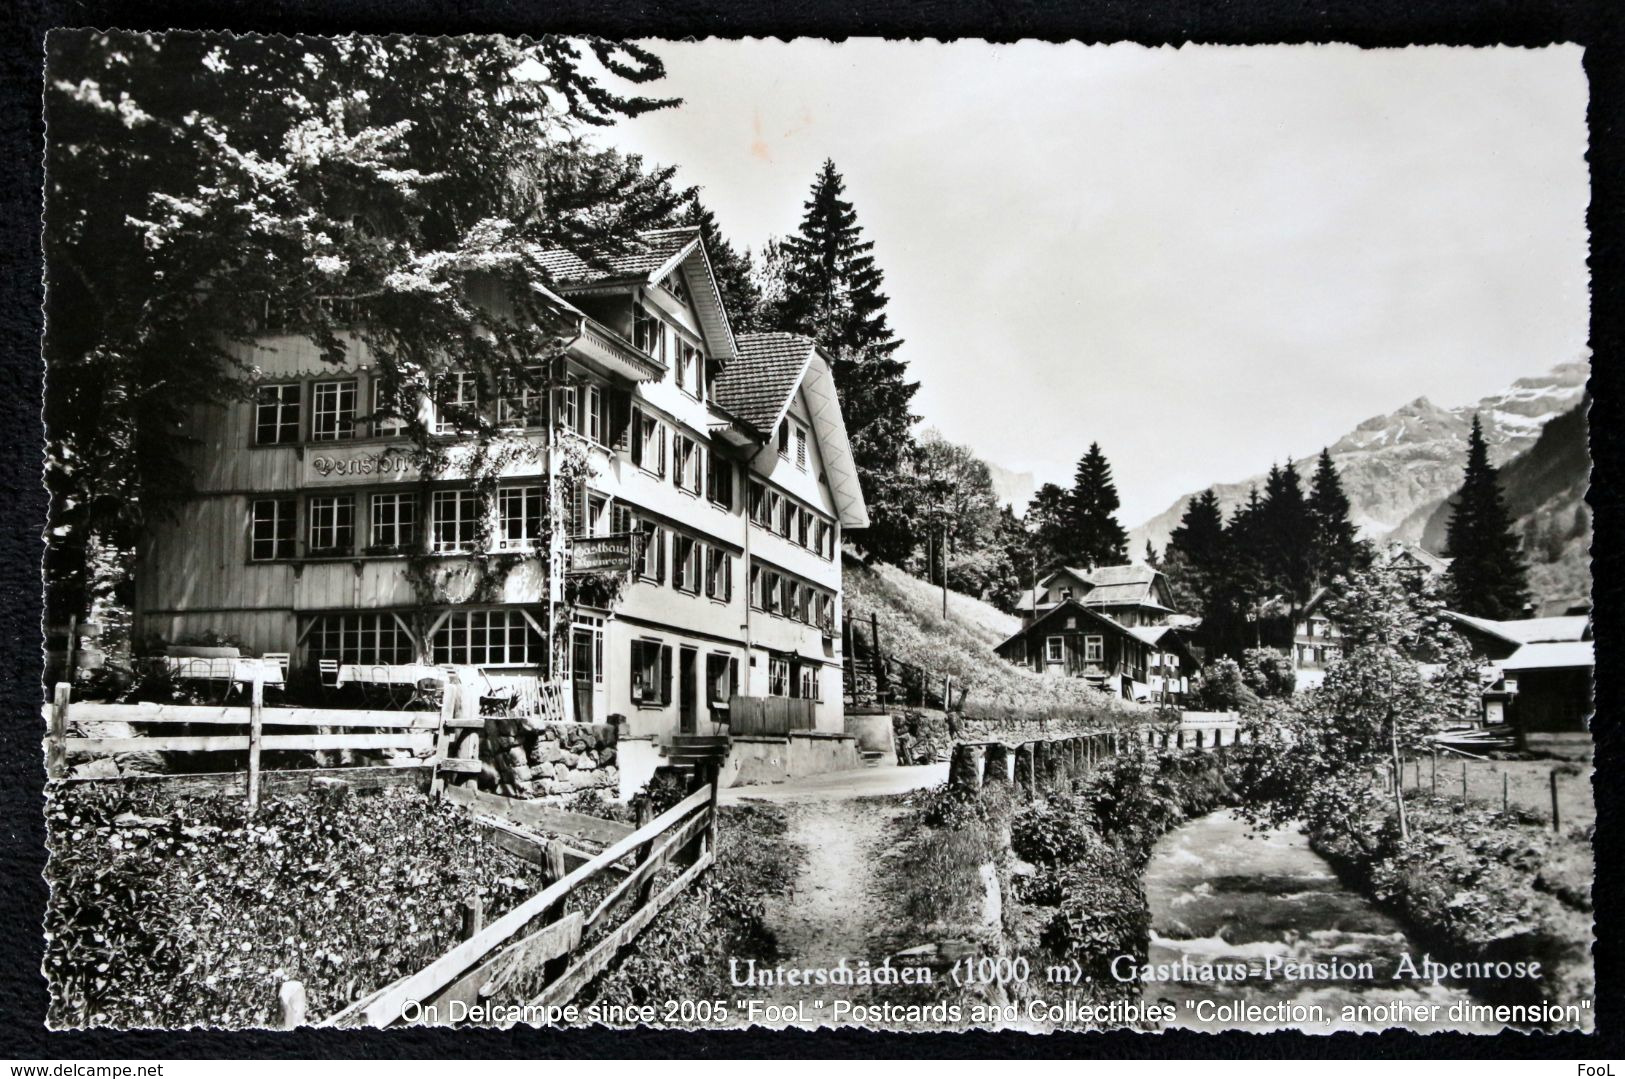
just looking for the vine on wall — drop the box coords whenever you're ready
[363,274,633,677]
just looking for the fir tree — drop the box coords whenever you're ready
[1225,487,1271,649]
[1068,443,1129,569]
[1164,488,1228,617]
[777,159,901,356]
[770,160,919,564]
[1144,540,1161,569]
[1444,416,1531,618]
[1308,448,1362,587]
[1261,459,1316,611]
[1025,483,1073,572]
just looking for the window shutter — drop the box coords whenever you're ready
[725,555,733,601]
[629,405,643,466]
[661,645,673,706]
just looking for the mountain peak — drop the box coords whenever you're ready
[1129,361,1590,582]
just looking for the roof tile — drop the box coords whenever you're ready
[713,332,815,433]
[536,227,699,287]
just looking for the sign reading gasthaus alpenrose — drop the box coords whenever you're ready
[568,533,636,575]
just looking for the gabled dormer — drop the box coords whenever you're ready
[537,226,739,374]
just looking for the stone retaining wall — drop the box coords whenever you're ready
[482,716,619,797]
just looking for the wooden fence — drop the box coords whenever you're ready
[47,677,726,1021]
[318,768,721,1027]
[727,695,816,737]
[43,678,484,808]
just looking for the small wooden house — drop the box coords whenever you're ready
[994,598,1154,701]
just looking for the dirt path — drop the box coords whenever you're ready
[744,796,907,1025]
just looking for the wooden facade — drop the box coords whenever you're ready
[133,229,868,739]
[995,599,1154,701]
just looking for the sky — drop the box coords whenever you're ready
[596,41,1590,526]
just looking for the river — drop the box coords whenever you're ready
[1140,809,1500,1034]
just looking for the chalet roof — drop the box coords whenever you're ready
[715,333,869,530]
[995,597,1139,655]
[535,227,698,285]
[1500,641,1594,672]
[714,333,811,432]
[1387,542,1452,576]
[1014,564,1170,614]
[1450,612,1591,646]
[536,226,739,364]
[1085,564,1158,587]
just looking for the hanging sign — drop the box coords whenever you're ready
[568,533,637,575]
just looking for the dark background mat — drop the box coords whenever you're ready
[1,0,1620,1059]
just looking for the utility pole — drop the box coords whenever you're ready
[941,526,948,619]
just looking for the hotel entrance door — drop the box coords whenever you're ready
[570,619,603,724]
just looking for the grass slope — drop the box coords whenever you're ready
[842,556,1121,720]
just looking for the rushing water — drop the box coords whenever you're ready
[1140,810,1500,1034]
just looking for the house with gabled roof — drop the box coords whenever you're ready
[1292,542,1453,690]
[994,598,1156,702]
[1443,611,1592,753]
[1014,563,1180,629]
[133,226,869,763]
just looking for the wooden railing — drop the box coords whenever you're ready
[727,695,816,737]
[320,769,721,1027]
[42,679,484,807]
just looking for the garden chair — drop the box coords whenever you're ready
[316,658,341,704]
[404,676,444,712]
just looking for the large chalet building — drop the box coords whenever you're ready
[132,227,868,738]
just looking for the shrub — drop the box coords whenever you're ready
[1240,647,1296,698]
[1011,799,1101,867]
[637,770,690,817]
[910,782,990,831]
[563,788,633,823]
[1035,850,1151,978]
[1193,657,1257,712]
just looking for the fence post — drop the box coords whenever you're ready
[870,612,885,702]
[949,744,981,793]
[706,759,722,855]
[432,674,457,796]
[633,799,659,906]
[247,668,265,814]
[459,894,484,940]
[48,683,69,780]
[983,743,1010,787]
[278,980,307,1030]
[1461,760,1468,805]
[1503,771,1510,813]
[1430,751,1437,798]
[1014,743,1035,799]
[541,838,571,988]
[1551,769,1561,833]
